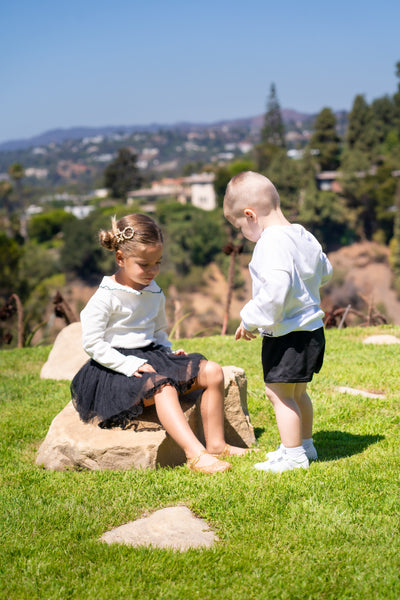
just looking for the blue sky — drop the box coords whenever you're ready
[1,0,399,144]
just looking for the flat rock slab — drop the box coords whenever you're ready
[100,506,219,551]
[335,386,386,399]
[363,334,400,345]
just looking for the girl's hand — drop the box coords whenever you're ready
[173,348,187,356]
[133,363,156,377]
[235,322,257,341]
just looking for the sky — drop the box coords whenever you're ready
[1,0,400,144]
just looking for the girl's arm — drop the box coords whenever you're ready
[81,293,148,376]
[152,292,173,350]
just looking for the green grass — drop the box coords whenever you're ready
[1,326,400,600]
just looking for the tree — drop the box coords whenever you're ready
[104,148,142,200]
[346,95,377,158]
[0,180,12,213]
[27,209,77,243]
[390,181,400,297]
[155,203,226,278]
[7,163,24,212]
[298,181,353,250]
[60,216,106,280]
[265,151,302,220]
[255,83,286,170]
[260,83,286,147]
[309,108,341,171]
[394,60,400,137]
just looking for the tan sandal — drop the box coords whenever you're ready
[187,450,231,474]
[212,444,258,459]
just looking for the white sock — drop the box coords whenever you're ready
[283,445,307,460]
[302,438,314,451]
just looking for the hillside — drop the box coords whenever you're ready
[0,109,318,152]
[49,241,400,347]
[326,241,400,325]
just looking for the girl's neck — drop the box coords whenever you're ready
[112,270,145,291]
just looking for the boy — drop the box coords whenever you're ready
[223,171,332,472]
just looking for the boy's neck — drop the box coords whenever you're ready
[258,210,290,230]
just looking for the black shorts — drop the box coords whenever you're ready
[262,328,325,384]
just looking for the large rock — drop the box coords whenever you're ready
[40,322,89,380]
[36,365,256,471]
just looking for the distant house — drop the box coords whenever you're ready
[127,173,216,211]
[65,205,95,219]
[316,171,342,193]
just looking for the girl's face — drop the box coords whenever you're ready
[116,243,163,290]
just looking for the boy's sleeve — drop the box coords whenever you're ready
[81,292,147,376]
[240,269,291,331]
[320,252,333,286]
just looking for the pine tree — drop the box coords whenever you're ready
[255,83,286,171]
[260,83,286,147]
[309,108,341,171]
[346,95,377,157]
[104,148,142,200]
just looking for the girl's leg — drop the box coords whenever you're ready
[193,360,248,456]
[294,382,313,439]
[264,382,302,448]
[153,384,227,468]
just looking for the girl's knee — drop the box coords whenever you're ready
[200,360,224,387]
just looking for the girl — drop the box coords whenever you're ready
[71,213,248,474]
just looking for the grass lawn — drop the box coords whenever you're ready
[1,325,400,600]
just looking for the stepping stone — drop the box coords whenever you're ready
[100,506,219,551]
[334,386,386,399]
[363,334,400,345]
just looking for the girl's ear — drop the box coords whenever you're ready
[115,250,124,267]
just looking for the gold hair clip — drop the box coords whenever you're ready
[115,226,135,244]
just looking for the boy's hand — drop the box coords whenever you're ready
[173,348,187,355]
[235,322,257,341]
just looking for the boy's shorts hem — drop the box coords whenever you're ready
[262,328,325,384]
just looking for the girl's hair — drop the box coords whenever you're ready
[99,214,163,254]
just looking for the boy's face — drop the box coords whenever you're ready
[225,209,263,243]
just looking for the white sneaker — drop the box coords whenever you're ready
[266,444,317,462]
[255,451,309,473]
[266,444,284,461]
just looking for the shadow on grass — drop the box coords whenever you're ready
[254,427,265,440]
[313,430,384,461]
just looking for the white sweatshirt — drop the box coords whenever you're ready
[240,224,333,337]
[80,276,172,376]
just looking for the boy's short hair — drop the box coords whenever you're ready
[224,171,280,217]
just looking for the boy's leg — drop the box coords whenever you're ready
[294,382,318,460]
[254,382,308,472]
[264,382,302,447]
[294,382,313,439]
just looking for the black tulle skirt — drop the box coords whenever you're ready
[71,344,205,429]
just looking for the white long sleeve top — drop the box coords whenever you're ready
[240,224,333,337]
[80,276,172,376]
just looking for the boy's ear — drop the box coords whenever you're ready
[244,208,257,220]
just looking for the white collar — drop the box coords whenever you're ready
[100,276,161,295]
